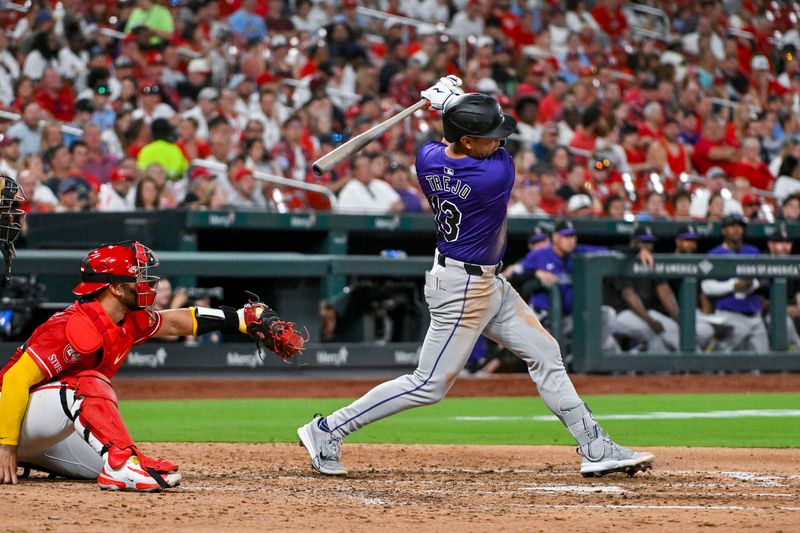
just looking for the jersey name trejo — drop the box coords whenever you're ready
[416,141,515,265]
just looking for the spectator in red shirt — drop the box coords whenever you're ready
[638,102,664,143]
[691,116,740,176]
[535,163,566,216]
[731,136,774,190]
[388,57,431,108]
[620,123,650,175]
[591,0,628,39]
[748,54,787,108]
[569,103,603,163]
[34,68,75,123]
[537,76,568,123]
[740,193,763,221]
[647,117,692,184]
[9,74,31,113]
[176,117,211,162]
[270,115,314,210]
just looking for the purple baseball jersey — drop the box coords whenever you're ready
[708,244,762,315]
[415,141,515,265]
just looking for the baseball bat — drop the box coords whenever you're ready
[312,99,429,175]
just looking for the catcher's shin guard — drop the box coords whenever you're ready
[64,371,179,484]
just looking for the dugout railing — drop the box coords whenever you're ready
[572,254,800,373]
[8,249,800,374]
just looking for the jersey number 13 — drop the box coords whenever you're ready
[430,195,462,242]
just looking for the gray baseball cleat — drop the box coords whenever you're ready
[578,434,655,477]
[297,414,348,476]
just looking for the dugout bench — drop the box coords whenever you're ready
[572,254,800,373]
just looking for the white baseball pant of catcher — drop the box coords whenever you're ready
[1,382,101,478]
[324,252,585,439]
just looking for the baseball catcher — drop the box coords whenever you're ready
[0,240,304,491]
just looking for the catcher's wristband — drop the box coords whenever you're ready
[191,306,241,335]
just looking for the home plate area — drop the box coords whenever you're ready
[2,444,797,532]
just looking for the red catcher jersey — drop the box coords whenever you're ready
[0,302,161,385]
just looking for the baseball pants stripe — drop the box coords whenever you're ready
[329,275,473,435]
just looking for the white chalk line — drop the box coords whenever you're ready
[525,504,800,511]
[722,471,784,486]
[522,485,624,493]
[454,409,800,422]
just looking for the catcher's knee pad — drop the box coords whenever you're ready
[65,371,138,469]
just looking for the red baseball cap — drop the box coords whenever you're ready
[146,51,164,66]
[741,193,760,206]
[110,167,135,182]
[190,166,215,180]
[233,167,254,181]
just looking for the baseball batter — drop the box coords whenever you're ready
[0,235,303,491]
[298,79,654,478]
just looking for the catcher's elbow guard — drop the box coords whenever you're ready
[191,306,241,335]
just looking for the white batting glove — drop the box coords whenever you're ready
[421,75,464,110]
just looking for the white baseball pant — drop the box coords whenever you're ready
[325,253,583,438]
[1,383,100,479]
[714,309,769,353]
[611,310,680,352]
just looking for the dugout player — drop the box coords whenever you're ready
[763,224,800,351]
[517,219,633,354]
[0,239,292,491]
[701,214,768,353]
[608,226,681,352]
[670,224,717,350]
[298,79,654,478]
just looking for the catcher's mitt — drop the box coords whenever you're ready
[241,300,306,361]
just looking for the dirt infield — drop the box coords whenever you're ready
[2,445,798,532]
[2,373,799,532]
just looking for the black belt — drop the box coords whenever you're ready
[437,254,501,276]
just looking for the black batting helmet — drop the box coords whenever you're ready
[442,93,517,143]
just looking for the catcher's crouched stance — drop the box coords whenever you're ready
[0,240,304,491]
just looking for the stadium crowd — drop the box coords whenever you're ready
[0,0,799,220]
